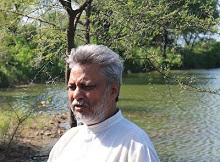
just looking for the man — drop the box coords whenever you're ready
[48,44,160,162]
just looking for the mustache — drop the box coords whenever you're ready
[71,99,89,108]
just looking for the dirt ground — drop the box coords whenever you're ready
[0,113,70,162]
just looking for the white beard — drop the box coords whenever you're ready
[71,88,109,125]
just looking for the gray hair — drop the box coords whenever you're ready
[67,44,123,87]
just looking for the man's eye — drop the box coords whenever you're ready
[82,85,95,91]
[69,85,76,90]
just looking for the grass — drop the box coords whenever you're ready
[0,108,52,143]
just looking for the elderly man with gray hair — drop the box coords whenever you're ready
[48,44,160,162]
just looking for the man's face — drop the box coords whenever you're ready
[68,63,118,125]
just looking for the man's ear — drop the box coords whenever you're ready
[110,81,119,100]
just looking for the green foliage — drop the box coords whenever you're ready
[0,0,219,87]
[0,99,34,161]
[182,40,220,69]
[0,25,37,86]
[123,48,145,73]
[121,46,183,73]
[0,0,67,87]
[90,0,219,69]
[0,25,66,87]
[0,112,10,139]
[31,27,66,83]
[144,47,183,70]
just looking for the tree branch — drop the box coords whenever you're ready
[0,9,58,28]
[59,0,73,14]
[75,0,93,15]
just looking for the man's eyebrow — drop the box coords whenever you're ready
[78,82,92,86]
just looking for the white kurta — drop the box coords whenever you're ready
[47,110,160,162]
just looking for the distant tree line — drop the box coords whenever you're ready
[0,0,220,88]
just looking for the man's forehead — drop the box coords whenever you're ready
[71,63,100,71]
[69,70,90,81]
[69,63,105,82]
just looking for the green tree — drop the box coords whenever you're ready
[181,0,219,49]
[0,0,68,86]
[0,0,38,86]
[90,0,219,68]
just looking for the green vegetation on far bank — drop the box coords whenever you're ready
[1,34,220,88]
[182,40,220,69]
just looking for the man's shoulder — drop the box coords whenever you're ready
[116,117,148,139]
[119,118,157,152]
[63,125,82,136]
[58,125,82,142]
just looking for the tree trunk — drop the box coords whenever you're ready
[162,27,168,60]
[84,1,92,44]
[59,0,93,127]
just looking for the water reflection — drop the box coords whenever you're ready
[120,69,220,161]
[0,68,220,161]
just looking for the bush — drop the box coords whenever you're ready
[182,40,220,69]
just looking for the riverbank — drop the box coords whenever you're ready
[0,113,70,162]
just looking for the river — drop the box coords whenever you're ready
[0,68,220,161]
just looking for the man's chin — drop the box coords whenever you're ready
[74,113,90,124]
[74,112,101,125]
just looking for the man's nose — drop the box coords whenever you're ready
[72,86,84,99]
